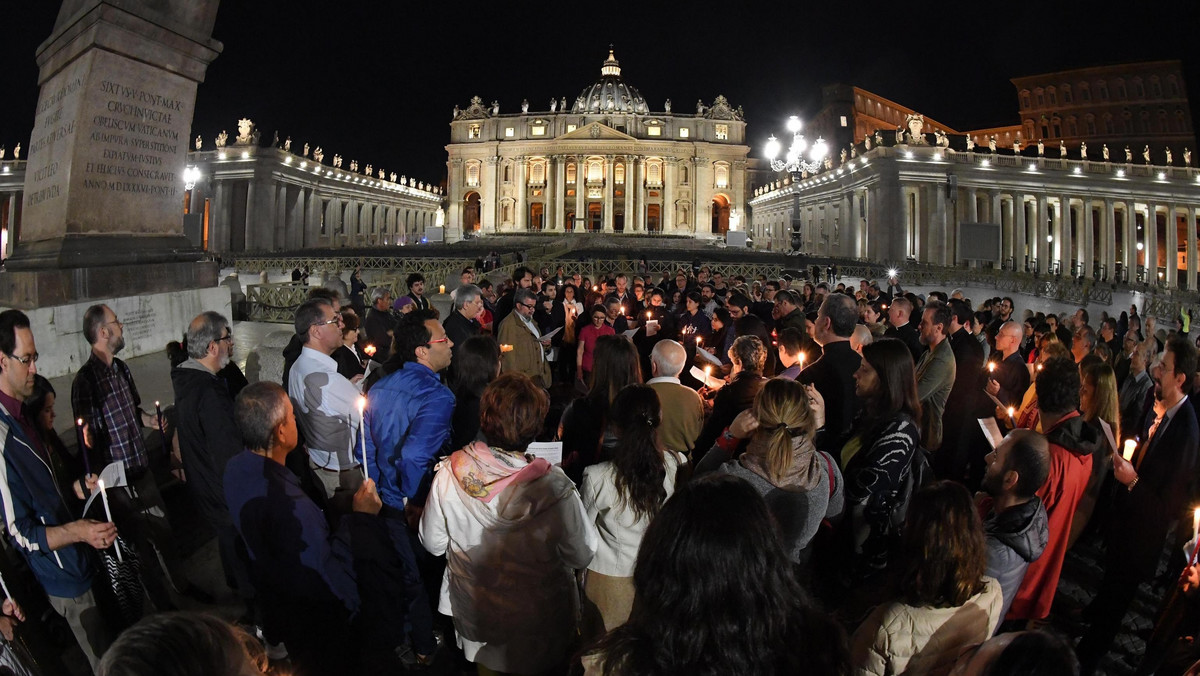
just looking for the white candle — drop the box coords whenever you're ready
[1007,407,1015,421]
[0,571,11,601]
[987,362,996,374]
[357,396,368,480]
[96,478,122,562]
[799,352,806,368]
[1193,507,1200,543]
[1122,439,1137,462]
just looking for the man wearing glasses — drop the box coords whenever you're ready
[497,288,552,388]
[171,311,254,619]
[289,298,363,508]
[0,310,115,668]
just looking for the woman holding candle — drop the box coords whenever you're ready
[332,310,366,380]
[577,304,616,386]
[1068,360,1120,548]
[421,373,597,675]
[23,376,88,508]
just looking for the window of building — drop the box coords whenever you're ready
[1114,79,1126,99]
[1051,117,1061,138]
[1133,79,1144,98]
[1035,90,1044,107]
[1062,85,1072,103]
[715,124,729,140]
[1041,122,1049,138]
[530,160,546,185]
[1168,77,1180,97]
[680,165,689,184]
[530,125,545,136]
[646,159,662,186]
[615,163,625,184]
[566,163,576,183]
[1020,91,1031,109]
[1097,81,1108,99]
[503,164,512,183]
[468,124,481,139]
[679,127,689,138]
[566,124,577,133]
[587,159,603,182]
[1080,83,1091,101]
[840,115,848,127]
[466,161,480,187]
[714,163,729,189]
[1047,87,1057,106]
[1151,77,1162,98]
[1085,115,1096,135]
[505,127,514,137]
[647,126,661,136]
[1156,109,1167,132]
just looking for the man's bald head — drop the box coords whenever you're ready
[999,320,1023,341]
[650,340,687,378]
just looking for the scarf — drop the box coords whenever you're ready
[449,441,551,503]
[738,434,822,492]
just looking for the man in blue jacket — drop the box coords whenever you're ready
[0,310,116,668]
[363,309,452,665]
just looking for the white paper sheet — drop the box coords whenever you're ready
[541,326,562,340]
[695,347,723,366]
[1097,418,1118,455]
[526,441,563,465]
[978,417,1004,450]
[689,365,725,389]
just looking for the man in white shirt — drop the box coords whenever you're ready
[288,298,363,507]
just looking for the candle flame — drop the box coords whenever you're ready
[696,337,703,346]
[988,363,996,372]
[364,344,377,356]
[1007,407,1015,418]
[357,395,366,413]
[647,311,653,319]
[76,418,83,426]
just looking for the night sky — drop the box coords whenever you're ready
[2,1,1197,184]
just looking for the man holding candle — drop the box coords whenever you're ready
[0,310,114,668]
[500,288,554,389]
[443,284,483,373]
[986,321,1031,414]
[363,287,398,363]
[1077,337,1200,674]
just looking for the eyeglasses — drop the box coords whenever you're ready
[7,352,38,366]
[424,337,450,347]
[519,302,537,310]
[105,320,123,329]
[313,316,342,329]
[216,332,233,343]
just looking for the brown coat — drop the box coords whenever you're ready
[498,312,552,388]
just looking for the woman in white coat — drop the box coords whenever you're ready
[420,372,598,675]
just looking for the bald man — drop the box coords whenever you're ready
[985,321,1030,411]
[646,340,705,458]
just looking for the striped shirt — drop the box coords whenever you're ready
[71,353,148,471]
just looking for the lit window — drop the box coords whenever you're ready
[647,160,662,186]
[468,124,481,139]
[679,127,689,138]
[587,159,603,182]
[531,125,545,136]
[505,127,514,137]
[566,124,577,133]
[466,161,480,187]
[715,124,729,140]
[530,161,545,185]
[615,163,625,184]
[840,115,848,127]
[566,163,576,183]
[715,163,729,189]
[647,126,661,136]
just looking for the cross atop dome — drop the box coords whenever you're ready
[601,48,621,77]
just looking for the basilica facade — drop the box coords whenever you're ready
[444,51,749,242]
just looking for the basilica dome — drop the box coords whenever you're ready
[571,50,649,115]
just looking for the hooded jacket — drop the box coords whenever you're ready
[420,443,597,675]
[1008,411,1096,620]
[984,496,1048,622]
[171,359,242,526]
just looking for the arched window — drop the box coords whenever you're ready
[646,159,662,186]
[1097,80,1108,100]
[503,163,511,183]
[615,163,625,184]
[1047,87,1057,106]
[714,162,729,189]
[1035,88,1045,107]
[1051,116,1061,138]
[1132,78,1144,98]
[1062,85,1072,103]
[1114,78,1126,99]
[1020,90,1031,109]
[465,160,480,187]
[1157,109,1168,133]
[566,162,576,184]
[530,159,546,185]
[1079,83,1091,101]
[680,165,689,184]
[1150,77,1162,98]
[587,158,603,182]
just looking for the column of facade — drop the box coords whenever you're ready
[243,180,258,249]
[211,181,227,252]
[1101,199,1115,281]
[1166,203,1179,288]
[514,157,527,231]
[1013,195,1027,272]
[274,185,288,249]
[991,191,1006,264]
[634,158,645,232]
[965,188,979,223]
[602,156,614,232]
[1185,206,1195,290]
[1059,195,1072,276]
[291,187,307,249]
[932,184,948,266]
[622,156,632,232]
[663,160,675,232]
[692,157,702,235]
[553,157,565,231]
[545,156,557,231]
[1145,202,1159,284]
[573,157,584,232]
[481,158,497,233]
[1081,199,1094,279]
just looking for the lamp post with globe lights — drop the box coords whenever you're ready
[182,165,201,215]
[764,116,829,252]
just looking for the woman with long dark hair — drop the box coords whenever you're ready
[420,373,597,675]
[582,474,848,675]
[561,335,643,485]
[840,338,922,580]
[581,384,685,633]
[447,335,501,451]
[850,481,1002,675]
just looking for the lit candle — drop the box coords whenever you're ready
[1007,406,1015,422]
[620,306,626,316]
[96,478,122,562]
[1122,439,1137,462]
[154,401,168,455]
[76,418,90,476]
[1036,363,1043,371]
[0,571,11,601]
[704,365,712,383]
[500,344,514,353]
[799,352,806,368]
[363,344,377,358]
[592,285,598,292]
[1193,507,1199,543]
[357,396,368,480]
[438,284,445,294]
[646,311,653,319]
[696,336,703,346]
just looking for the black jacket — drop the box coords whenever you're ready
[694,372,767,462]
[797,340,861,455]
[885,321,925,363]
[443,310,482,361]
[171,360,243,526]
[363,307,397,362]
[991,351,1030,410]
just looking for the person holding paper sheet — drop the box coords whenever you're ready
[420,373,597,675]
[498,288,553,389]
[646,341,705,458]
[581,385,684,634]
[577,305,616,385]
[562,336,643,486]
[0,310,114,668]
[1077,336,1200,674]
[1068,361,1120,548]
[693,336,768,463]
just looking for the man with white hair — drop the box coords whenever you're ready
[363,286,397,362]
[647,340,705,457]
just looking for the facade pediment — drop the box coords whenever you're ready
[553,122,638,142]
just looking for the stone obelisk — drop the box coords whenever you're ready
[0,0,223,309]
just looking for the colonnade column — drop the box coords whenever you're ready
[603,156,614,232]
[992,191,1006,264]
[1081,200,1094,279]
[1188,206,1199,291]
[1035,194,1049,274]
[1167,203,1179,288]
[574,157,584,232]
[1060,195,1072,276]
[1145,202,1159,285]
[212,181,227,252]
[1014,195,1026,272]
[1101,199,1115,281]
[554,157,565,231]
[634,158,645,232]
[965,188,978,223]
[622,156,632,232]
[514,157,527,231]
[663,160,675,233]
[545,156,557,231]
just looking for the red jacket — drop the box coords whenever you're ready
[1006,410,1097,620]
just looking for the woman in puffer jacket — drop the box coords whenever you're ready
[850,481,1003,676]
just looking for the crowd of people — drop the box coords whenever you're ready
[3,259,1200,675]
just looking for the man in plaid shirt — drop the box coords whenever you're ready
[71,304,207,608]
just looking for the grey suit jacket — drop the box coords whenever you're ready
[915,337,956,451]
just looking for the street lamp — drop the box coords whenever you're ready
[765,116,829,253]
[764,116,829,176]
[183,165,201,190]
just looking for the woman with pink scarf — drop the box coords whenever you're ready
[420,372,598,675]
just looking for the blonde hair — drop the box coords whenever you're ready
[1081,361,1120,443]
[752,379,816,482]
